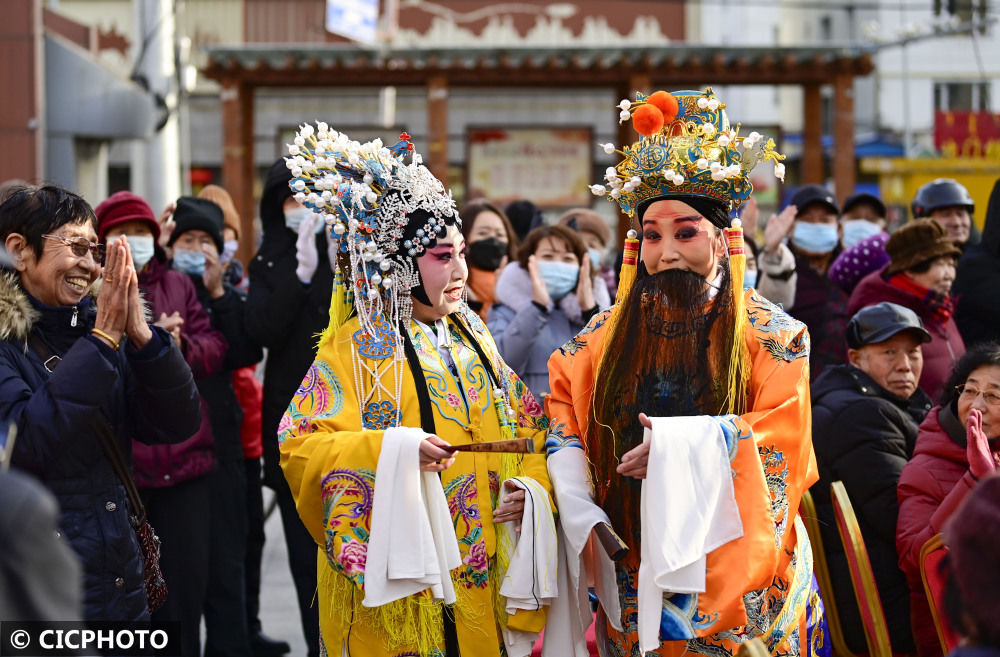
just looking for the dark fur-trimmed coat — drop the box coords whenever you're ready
[0,271,201,621]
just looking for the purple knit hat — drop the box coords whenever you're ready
[828,231,891,294]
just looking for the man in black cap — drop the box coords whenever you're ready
[810,301,934,653]
[758,184,849,379]
[170,196,265,657]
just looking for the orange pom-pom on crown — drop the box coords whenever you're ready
[632,104,664,137]
[646,91,679,124]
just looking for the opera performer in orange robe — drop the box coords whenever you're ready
[542,88,827,657]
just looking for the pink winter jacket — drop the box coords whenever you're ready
[132,255,227,488]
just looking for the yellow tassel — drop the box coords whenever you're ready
[722,224,751,415]
[317,269,354,351]
[598,230,640,379]
[614,232,640,306]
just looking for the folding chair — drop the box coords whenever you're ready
[830,481,892,657]
[919,534,960,654]
[799,489,858,657]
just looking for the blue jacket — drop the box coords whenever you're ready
[0,272,202,621]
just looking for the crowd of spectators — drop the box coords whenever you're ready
[2,167,998,657]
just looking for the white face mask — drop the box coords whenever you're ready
[840,219,883,249]
[284,206,322,234]
[111,235,155,269]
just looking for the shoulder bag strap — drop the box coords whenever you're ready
[27,332,148,524]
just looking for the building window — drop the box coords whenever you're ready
[933,0,989,24]
[820,15,833,42]
[934,82,991,111]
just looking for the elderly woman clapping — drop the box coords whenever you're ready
[0,185,201,622]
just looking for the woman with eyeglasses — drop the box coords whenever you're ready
[896,341,1000,657]
[0,185,201,622]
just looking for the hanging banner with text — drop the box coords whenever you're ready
[934,111,1000,159]
[466,127,594,208]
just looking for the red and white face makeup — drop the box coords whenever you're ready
[639,199,725,279]
[412,223,468,323]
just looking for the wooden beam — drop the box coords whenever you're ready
[427,75,448,185]
[203,58,858,88]
[220,79,256,266]
[832,72,856,204]
[802,83,823,185]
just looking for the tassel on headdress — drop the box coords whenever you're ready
[614,229,641,306]
[722,220,751,415]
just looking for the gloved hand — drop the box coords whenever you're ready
[295,212,319,284]
[966,408,997,479]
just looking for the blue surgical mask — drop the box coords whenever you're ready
[113,235,155,270]
[840,219,883,249]
[220,239,238,265]
[793,222,839,254]
[173,249,206,276]
[538,261,579,300]
[284,206,322,234]
[587,247,603,269]
[743,269,758,291]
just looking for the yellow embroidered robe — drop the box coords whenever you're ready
[279,307,550,657]
[545,290,822,657]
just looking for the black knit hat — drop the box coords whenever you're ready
[168,196,225,253]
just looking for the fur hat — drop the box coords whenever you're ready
[886,218,962,275]
[94,191,160,242]
[557,208,611,246]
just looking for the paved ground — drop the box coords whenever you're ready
[257,489,310,657]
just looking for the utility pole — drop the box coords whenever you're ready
[131,0,181,214]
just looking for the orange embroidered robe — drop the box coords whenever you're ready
[545,289,821,656]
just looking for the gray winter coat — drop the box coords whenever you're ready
[486,262,610,400]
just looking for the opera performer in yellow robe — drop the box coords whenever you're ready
[542,89,828,657]
[277,128,554,657]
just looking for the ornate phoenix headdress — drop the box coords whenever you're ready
[285,125,458,341]
[590,87,785,216]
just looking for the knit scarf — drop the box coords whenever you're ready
[887,273,954,326]
[467,266,497,320]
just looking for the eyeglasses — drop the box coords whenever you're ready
[956,384,1000,408]
[42,234,106,265]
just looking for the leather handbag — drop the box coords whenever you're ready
[95,418,168,613]
[29,333,168,612]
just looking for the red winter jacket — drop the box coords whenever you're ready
[896,404,976,657]
[132,255,227,488]
[848,266,965,402]
[233,365,263,459]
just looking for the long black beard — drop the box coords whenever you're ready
[588,265,734,545]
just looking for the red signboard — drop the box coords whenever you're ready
[934,111,1000,159]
